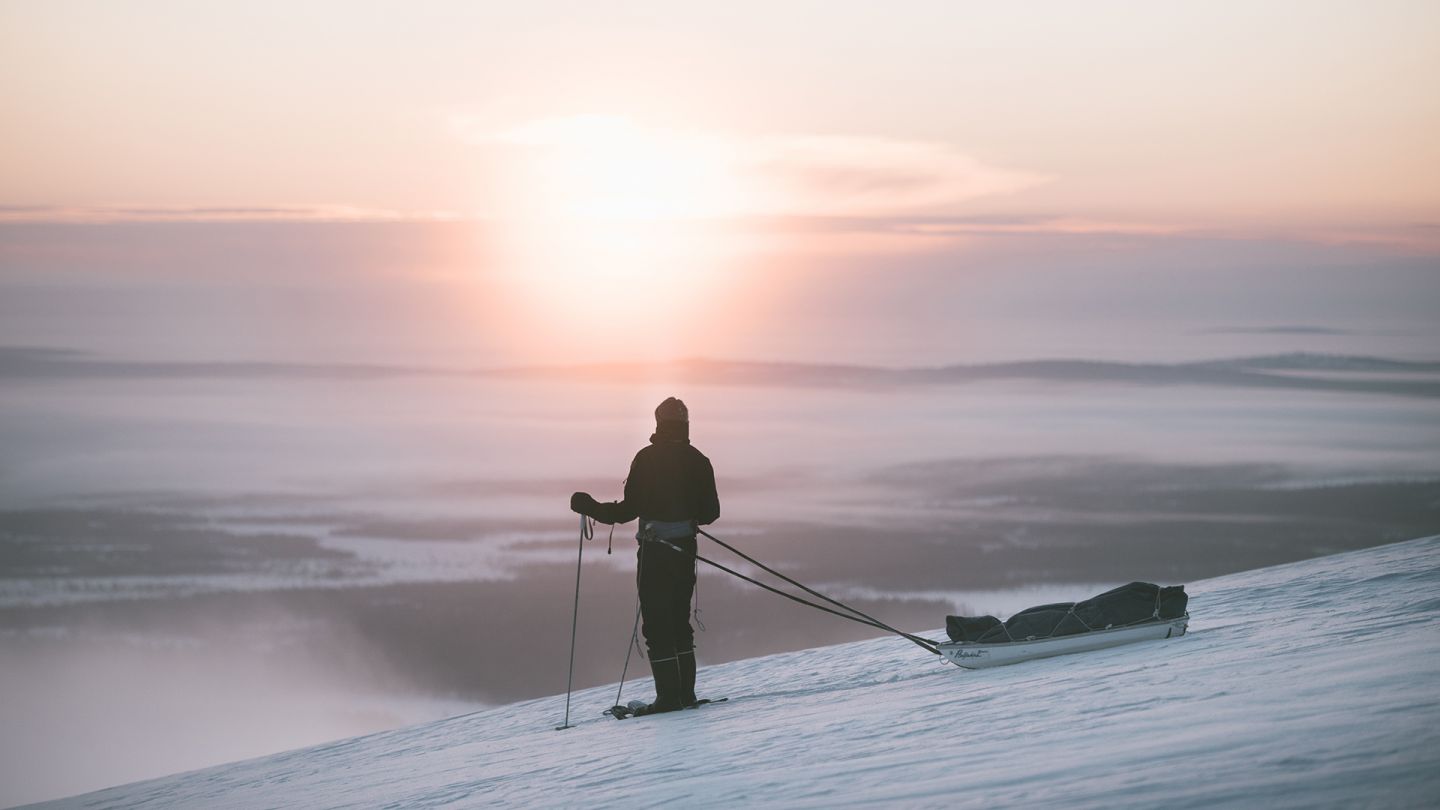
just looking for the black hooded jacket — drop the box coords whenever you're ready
[584,422,720,527]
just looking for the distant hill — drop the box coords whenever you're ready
[4,346,1439,398]
[1193,352,1440,372]
[495,355,1440,398]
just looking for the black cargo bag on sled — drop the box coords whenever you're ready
[945,582,1188,644]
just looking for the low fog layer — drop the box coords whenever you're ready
[4,452,1438,804]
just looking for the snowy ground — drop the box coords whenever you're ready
[28,536,1440,809]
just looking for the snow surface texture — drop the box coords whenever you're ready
[30,536,1440,809]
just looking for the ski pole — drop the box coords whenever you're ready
[556,514,591,730]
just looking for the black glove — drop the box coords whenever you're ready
[570,492,599,516]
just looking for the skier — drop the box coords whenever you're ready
[570,397,720,715]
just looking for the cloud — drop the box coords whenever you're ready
[0,205,462,224]
[737,133,1050,215]
[880,215,1181,237]
[458,114,1051,218]
[1199,325,1358,336]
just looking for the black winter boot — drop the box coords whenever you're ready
[634,653,684,716]
[678,648,697,706]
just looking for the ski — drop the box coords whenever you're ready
[605,697,728,720]
[604,700,648,720]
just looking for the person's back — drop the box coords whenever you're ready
[623,433,719,526]
[571,397,718,714]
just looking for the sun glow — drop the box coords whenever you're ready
[471,114,1044,359]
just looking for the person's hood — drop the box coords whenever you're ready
[650,420,690,444]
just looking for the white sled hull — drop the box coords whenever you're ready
[939,615,1189,669]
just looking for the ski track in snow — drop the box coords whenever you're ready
[27,537,1440,809]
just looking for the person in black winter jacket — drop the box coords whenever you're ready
[571,397,720,715]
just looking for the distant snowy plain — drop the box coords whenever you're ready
[29,536,1440,809]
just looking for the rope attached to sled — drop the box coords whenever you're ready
[696,529,941,656]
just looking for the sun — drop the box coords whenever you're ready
[494,115,744,222]
[482,116,749,358]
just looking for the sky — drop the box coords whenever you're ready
[1,1,1438,364]
[4,1,1438,226]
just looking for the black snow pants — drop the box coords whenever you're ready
[637,534,697,658]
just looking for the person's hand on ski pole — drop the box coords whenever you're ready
[570,492,599,517]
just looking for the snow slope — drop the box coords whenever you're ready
[29,536,1440,809]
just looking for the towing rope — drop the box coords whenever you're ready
[696,529,941,656]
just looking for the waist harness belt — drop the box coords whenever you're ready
[637,519,697,552]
